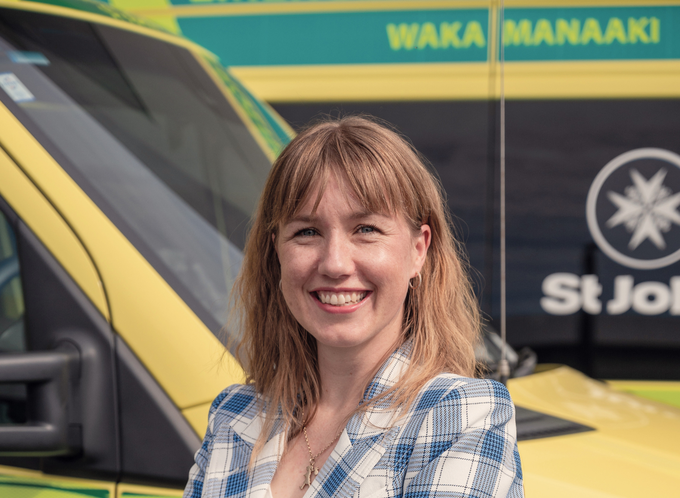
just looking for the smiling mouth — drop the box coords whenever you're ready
[315,291,368,307]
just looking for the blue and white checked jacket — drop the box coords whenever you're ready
[184,344,524,498]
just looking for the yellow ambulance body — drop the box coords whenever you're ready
[0,2,677,497]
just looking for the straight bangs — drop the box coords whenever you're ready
[268,122,423,231]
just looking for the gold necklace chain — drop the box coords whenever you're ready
[298,412,343,490]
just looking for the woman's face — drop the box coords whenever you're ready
[276,175,430,358]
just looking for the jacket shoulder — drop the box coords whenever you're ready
[409,374,515,430]
[427,374,512,402]
[208,383,260,433]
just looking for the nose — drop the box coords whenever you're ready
[317,231,355,279]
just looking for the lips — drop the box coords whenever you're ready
[315,291,368,306]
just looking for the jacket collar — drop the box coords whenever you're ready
[344,340,411,444]
[233,343,412,498]
[230,340,412,446]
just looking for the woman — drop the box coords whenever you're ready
[184,116,524,498]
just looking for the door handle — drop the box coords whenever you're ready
[0,342,80,456]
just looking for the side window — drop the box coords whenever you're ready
[0,210,26,423]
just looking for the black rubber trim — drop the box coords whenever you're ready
[116,336,200,487]
[18,220,120,477]
[516,405,595,441]
[0,195,18,226]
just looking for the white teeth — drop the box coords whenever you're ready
[318,291,367,306]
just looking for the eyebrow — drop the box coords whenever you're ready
[286,209,377,224]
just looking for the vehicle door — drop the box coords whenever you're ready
[0,3,288,495]
[0,131,117,496]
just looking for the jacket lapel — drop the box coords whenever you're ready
[247,430,285,498]
[218,342,413,498]
[306,344,413,498]
[306,423,400,498]
[216,404,286,498]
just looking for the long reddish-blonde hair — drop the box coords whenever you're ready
[232,116,481,456]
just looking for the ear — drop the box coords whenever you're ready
[413,224,431,275]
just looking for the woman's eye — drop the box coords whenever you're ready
[297,228,317,237]
[358,225,377,234]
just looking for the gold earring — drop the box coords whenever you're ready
[408,272,422,290]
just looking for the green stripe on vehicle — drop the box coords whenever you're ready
[169,5,680,66]
[121,493,180,498]
[178,9,490,66]
[500,6,679,61]
[0,480,108,498]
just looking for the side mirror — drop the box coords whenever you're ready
[0,342,80,456]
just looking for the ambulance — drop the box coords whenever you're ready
[0,1,678,497]
[108,0,680,382]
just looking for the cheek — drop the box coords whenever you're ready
[280,247,316,283]
[384,236,417,267]
[361,247,411,289]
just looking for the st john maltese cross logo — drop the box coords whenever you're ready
[606,168,680,250]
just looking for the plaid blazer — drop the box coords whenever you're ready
[184,343,524,498]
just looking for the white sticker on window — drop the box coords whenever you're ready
[0,72,35,103]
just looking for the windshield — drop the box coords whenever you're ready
[0,7,290,340]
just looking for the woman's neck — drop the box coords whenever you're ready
[316,352,370,412]
[315,335,399,413]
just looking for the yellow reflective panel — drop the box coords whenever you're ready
[520,431,680,497]
[117,483,183,498]
[0,100,244,410]
[509,366,680,438]
[0,122,109,321]
[108,0,181,35]
[498,60,680,100]
[230,63,491,103]
[506,0,680,6]
[126,1,490,18]
[182,401,212,437]
[0,465,114,498]
[230,59,680,103]
[509,366,680,496]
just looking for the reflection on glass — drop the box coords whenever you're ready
[0,9,281,342]
[0,211,27,423]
